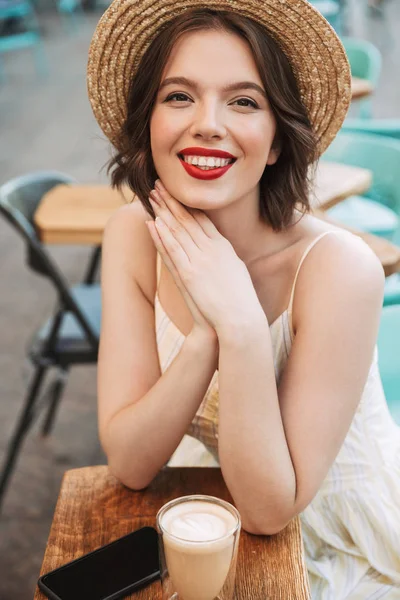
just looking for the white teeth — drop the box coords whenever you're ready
[182,155,233,168]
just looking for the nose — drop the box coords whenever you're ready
[188,99,227,140]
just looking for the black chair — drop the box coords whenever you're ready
[0,171,101,510]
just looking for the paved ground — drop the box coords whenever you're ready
[0,1,399,598]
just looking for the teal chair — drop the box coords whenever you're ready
[310,1,342,33]
[341,37,382,118]
[340,119,400,240]
[377,305,400,425]
[342,118,400,141]
[56,0,85,34]
[0,0,47,82]
[382,274,400,308]
[328,196,398,241]
[341,120,400,294]
[323,131,400,306]
[323,132,400,225]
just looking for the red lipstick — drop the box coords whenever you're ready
[178,147,237,180]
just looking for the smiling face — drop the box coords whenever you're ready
[150,28,280,212]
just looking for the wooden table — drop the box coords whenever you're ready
[310,161,372,210]
[351,76,374,100]
[34,184,132,245]
[34,162,372,245]
[34,466,311,600]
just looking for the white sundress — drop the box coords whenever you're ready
[155,230,400,599]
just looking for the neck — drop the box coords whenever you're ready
[203,189,289,266]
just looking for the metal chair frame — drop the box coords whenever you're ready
[0,171,100,511]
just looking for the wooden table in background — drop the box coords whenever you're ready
[34,162,372,245]
[34,184,132,245]
[351,76,374,100]
[33,466,311,600]
[310,161,372,211]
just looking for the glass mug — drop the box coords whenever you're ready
[156,495,241,600]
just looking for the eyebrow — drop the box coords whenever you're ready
[159,76,267,99]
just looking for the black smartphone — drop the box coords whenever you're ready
[37,526,160,600]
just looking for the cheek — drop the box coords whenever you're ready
[150,110,168,157]
[151,106,185,142]
[242,119,277,174]
[243,119,275,156]
[150,110,185,178]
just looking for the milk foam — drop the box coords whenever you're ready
[161,501,236,543]
[169,512,228,541]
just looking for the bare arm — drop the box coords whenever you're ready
[98,203,218,490]
[217,234,384,534]
[127,185,384,534]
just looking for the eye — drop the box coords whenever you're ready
[164,93,191,103]
[233,98,259,109]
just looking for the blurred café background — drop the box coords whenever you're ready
[0,0,399,597]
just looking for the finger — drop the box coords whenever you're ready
[146,220,180,278]
[189,208,222,239]
[154,216,192,276]
[150,193,201,254]
[146,221,194,302]
[153,181,212,242]
[155,180,221,240]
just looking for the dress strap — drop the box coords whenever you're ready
[287,230,351,313]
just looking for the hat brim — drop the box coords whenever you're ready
[87,0,351,157]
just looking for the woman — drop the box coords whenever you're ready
[87,1,400,597]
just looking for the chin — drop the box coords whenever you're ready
[176,183,234,210]
[179,194,228,211]
[158,171,236,210]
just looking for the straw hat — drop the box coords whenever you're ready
[87,0,351,156]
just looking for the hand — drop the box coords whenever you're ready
[145,210,217,346]
[146,180,265,335]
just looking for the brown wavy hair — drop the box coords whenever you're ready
[108,8,318,231]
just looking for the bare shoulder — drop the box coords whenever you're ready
[293,230,385,330]
[305,229,384,283]
[103,199,150,244]
[102,200,156,303]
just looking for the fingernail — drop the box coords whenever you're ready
[155,179,162,189]
[155,216,164,226]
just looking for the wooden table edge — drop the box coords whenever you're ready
[314,169,373,211]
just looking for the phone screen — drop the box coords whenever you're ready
[38,527,160,600]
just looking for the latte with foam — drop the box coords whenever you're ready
[157,497,240,600]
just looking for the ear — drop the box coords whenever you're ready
[266,137,281,166]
